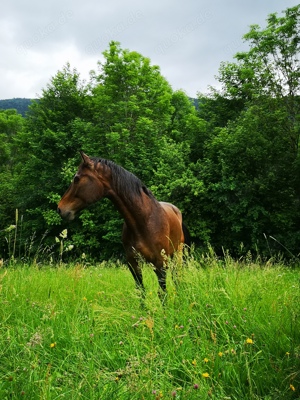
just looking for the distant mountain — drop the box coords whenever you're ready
[0,98,34,117]
[0,97,198,117]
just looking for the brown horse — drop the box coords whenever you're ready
[57,152,190,294]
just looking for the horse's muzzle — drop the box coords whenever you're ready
[57,207,74,221]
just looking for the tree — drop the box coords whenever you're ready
[201,102,300,255]
[10,65,90,258]
[0,110,25,257]
[89,41,174,180]
[218,5,300,155]
[191,5,300,256]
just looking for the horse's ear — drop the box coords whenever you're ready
[80,151,94,169]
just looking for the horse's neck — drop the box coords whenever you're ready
[108,189,156,232]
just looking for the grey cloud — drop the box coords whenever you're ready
[0,0,297,99]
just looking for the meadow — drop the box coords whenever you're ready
[0,253,299,400]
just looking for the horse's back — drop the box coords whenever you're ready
[159,201,182,221]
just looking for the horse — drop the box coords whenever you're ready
[57,151,191,296]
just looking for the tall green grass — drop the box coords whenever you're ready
[0,256,299,399]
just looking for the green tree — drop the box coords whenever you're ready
[192,5,300,256]
[201,102,299,254]
[0,110,25,257]
[89,41,173,180]
[218,5,300,155]
[10,65,89,258]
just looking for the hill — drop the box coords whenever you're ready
[0,98,34,116]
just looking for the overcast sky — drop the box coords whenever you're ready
[0,1,297,100]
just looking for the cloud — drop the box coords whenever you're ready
[0,0,297,99]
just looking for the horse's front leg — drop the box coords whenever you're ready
[127,257,145,291]
[154,265,167,303]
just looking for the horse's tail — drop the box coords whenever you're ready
[182,222,192,249]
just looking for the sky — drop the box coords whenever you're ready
[0,1,297,100]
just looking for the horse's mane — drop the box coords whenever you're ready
[91,157,157,203]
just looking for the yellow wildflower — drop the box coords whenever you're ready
[59,229,68,239]
[218,352,223,357]
[50,342,56,348]
[290,384,296,391]
[202,372,209,378]
[246,338,253,344]
[191,359,197,366]
[204,357,209,363]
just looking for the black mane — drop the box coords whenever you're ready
[91,157,156,202]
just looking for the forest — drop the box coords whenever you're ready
[0,5,300,263]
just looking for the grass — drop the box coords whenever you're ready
[0,255,299,399]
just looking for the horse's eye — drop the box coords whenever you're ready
[74,176,80,184]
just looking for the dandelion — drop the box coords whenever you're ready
[202,372,209,378]
[204,357,209,363]
[50,342,56,348]
[191,359,197,366]
[218,352,223,357]
[246,338,253,344]
[290,384,296,391]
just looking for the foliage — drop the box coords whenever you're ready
[199,101,300,254]
[0,260,299,399]
[0,110,25,256]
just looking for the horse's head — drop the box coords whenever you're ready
[57,152,108,221]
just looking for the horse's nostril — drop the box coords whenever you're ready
[57,207,61,215]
